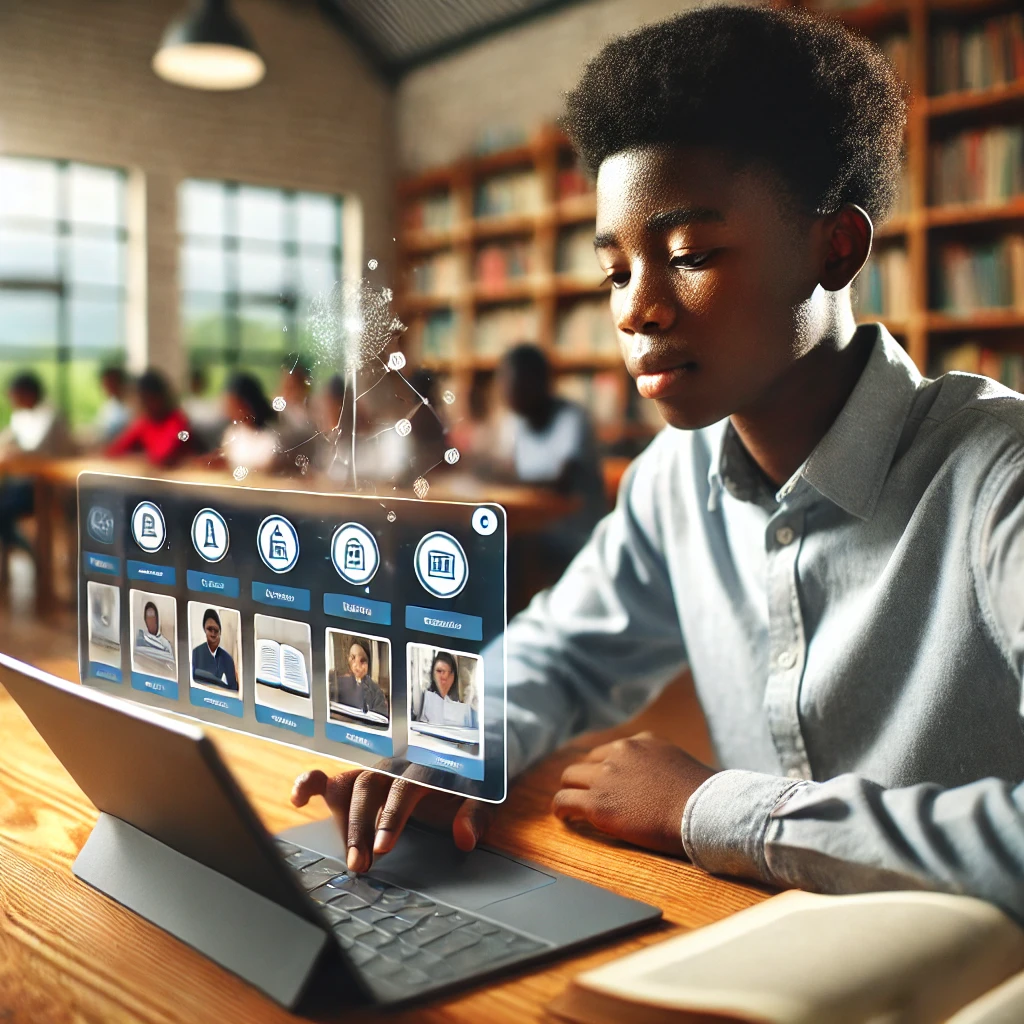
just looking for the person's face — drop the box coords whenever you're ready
[205,619,221,649]
[500,367,546,418]
[594,146,826,430]
[101,373,122,399]
[141,390,167,419]
[144,608,158,634]
[348,644,368,681]
[10,386,37,411]
[433,659,455,698]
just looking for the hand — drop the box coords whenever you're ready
[291,768,494,873]
[553,732,716,855]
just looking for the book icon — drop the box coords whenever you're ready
[256,638,310,698]
[344,538,365,572]
[426,550,456,580]
[257,515,299,573]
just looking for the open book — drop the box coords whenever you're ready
[330,702,388,726]
[419,688,472,727]
[255,639,309,698]
[549,890,1024,1024]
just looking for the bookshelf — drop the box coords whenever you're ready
[395,0,1024,440]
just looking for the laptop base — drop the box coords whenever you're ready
[73,812,331,1008]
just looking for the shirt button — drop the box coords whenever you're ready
[777,650,796,670]
[775,526,795,546]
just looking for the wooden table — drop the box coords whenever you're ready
[0,657,770,1024]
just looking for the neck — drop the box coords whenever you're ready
[208,642,218,654]
[729,302,869,488]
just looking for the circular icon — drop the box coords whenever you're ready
[472,507,498,537]
[131,501,166,553]
[192,508,230,563]
[331,522,380,586]
[414,531,468,599]
[257,515,300,574]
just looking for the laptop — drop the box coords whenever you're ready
[0,653,662,1009]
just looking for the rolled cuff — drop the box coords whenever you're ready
[681,769,807,883]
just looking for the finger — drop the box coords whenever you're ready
[346,772,392,872]
[321,770,361,838]
[452,799,494,852]
[581,739,621,763]
[372,780,432,855]
[290,769,328,807]
[559,762,602,789]
[552,787,594,823]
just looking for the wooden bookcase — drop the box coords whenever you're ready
[395,0,1024,440]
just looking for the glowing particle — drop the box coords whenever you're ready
[413,477,429,499]
[390,318,406,334]
[283,325,288,331]
[444,447,461,465]
[387,351,407,372]
[395,418,412,437]
[307,279,402,372]
[442,390,455,405]
[233,466,249,481]
[272,396,287,412]
[386,511,397,523]
[177,430,190,442]
[383,288,393,302]
[295,454,310,475]
[367,259,378,270]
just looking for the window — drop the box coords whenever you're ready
[179,180,343,391]
[0,157,127,427]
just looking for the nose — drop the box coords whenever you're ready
[614,267,676,336]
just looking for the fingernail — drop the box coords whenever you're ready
[373,830,390,854]
[347,847,361,872]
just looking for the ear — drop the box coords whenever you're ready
[819,203,873,292]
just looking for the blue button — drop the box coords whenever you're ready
[87,661,122,683]
[405,605,483,642]
[190,687,243,718]
[128,560,176,585]
[324,721,394,756]
[405,745,485,780]
[131,672,179,701]
[255,703,314,736]
[324,593,392,626]
[84,551,120,576]
[187,569,240,599]
[252,581,310,612]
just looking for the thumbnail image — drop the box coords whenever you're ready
[253,613,313,718]
[129,590,178,681]
[407,644,483,758]
[325,628,391,732]
[188,602,243,696]
[87,581,121,670]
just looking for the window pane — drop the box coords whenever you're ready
[0,291,59,346]
[183,296,229,358]
[69,297,123,351]
[69,235,123,288]
[182,241,227,294]
[238,302,286,354]
[0,158,59,220]
[237,186,285,242]
[0,228,59,280]
[296,193,338,246]
[296,253,338,299]
[180,180,226,237]
[69,164,122,226]
[239,247,286,295]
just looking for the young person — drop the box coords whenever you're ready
[293,6,1024,922]
[106,370,192,467]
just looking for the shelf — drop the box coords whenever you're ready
[927,198,1024,228]
[555,193,597,224]
[927,310,1024,331]
[927,78,1024,119]
[815,0,908,33]
[402,293,456,313]
[858,316,908,333]
[401,227,456,253]
[472,212,540,239]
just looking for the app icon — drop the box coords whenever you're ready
[191,508,230,562]
[331,522,379,586]
[257,515,299,574]
[87,506,115,545]
[131,501,166,553]
[471,507,498,537]
[414,531,468,599]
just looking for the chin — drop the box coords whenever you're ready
[653,396,728,432]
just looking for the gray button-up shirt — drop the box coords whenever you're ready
[502,324,1024,920]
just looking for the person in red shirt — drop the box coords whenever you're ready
[106,370,192,467]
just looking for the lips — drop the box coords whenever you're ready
[633,360,699,399]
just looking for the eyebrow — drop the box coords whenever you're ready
[594,206,726,250]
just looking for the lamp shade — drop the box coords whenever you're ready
[153,0,265,91]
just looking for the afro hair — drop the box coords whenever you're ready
[563,4,907,223]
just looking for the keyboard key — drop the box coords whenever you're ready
[319,903,351,926]
[375,916,415,936]
[422,927,479,958]
[334,931,354,950]
[403,952,454,979]
[465,919,501,936]
[348,906,393,927]
[393,904,439,926]
[358,928,398,950]
[333,917,374,940]
[327,874,388,907]
[284,849,323,871]
[362,956,403,980]
[296,858,348,891]
[406,912,463,945]
[346,942,377,967]
[326,892,372,912]
[275,839,301,857]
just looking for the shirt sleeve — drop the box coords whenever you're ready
[497,437,689,777]
[681,449,1024,924]
[105,418,143,457]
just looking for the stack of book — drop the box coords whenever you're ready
[931,13,1024,95]
[555,298,619,357]
[403,192,454,233]
[472,303,538,357]
[409,251,460,297]
[931,125,1024,206]
[474,170,542,218]
[934,235,1024,313]
[557,225,604,285]
[940,342,1024,391]
[475,240,534,290]
[856,247,911,320]
[421,310,455,360]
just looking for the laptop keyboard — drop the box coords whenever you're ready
[277,839,551,1000]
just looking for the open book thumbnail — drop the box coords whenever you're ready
[330,702,389,726]
[256,639,310,698]
[420,688,473,727]
[549,890,1024,1024]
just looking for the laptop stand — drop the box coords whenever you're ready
[73,812,331,1008]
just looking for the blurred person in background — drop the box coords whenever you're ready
[106,369,192,467]
[214,372,281,475]
[276,354,317,456]
[402,369,449,487]
[447,370,497,472]
[0,371,74,549]
[181,366,226,453]
[88,365,131,446]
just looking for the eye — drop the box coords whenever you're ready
[670,251,713,270]
[603,270,631,289]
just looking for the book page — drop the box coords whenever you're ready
[420,688,445,723]
[443,697,472,727]
[280,643,309,696]
[256,639,281,686]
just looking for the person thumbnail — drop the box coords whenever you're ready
[188,603,242,694]
[407,644,483,759]
[129,590,177,680]
[87,581,121,671]
[325,629,391,732]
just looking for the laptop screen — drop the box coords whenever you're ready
[78,472,508,803]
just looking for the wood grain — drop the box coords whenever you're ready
[0,647,769,1023]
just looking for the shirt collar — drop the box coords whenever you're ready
[707,324,922,519]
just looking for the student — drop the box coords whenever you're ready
[106,370,192,466]
[89,366,131,446]
[181,367,226,453]
[292,5,1024,923]
[329,640,388,717]
[135,601,175,666]
[216,372,281,474]
[416,652,474,729]
[191,608,238,691]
